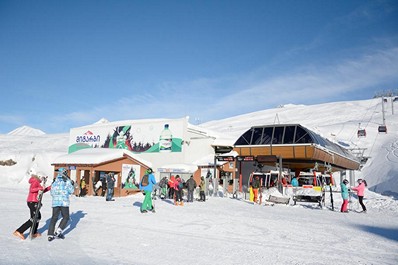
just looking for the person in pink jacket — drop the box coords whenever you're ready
[13,172,51,240]
[351,179,367,213]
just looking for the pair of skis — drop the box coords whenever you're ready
[28,177,47,240]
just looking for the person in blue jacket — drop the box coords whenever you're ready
[340,179,349,213]
[47,168,74,241]
[291,176,299,187]
[139,168,157,213]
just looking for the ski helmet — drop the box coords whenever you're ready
[343,179,349,184]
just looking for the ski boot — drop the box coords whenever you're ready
[13,231,25,240]
[55,228,65,239]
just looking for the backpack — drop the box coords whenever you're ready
[141,175,149,186]
[159,177,167,188]
[178,181,184,189]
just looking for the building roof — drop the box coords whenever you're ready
[52,148,152,167]
[233,124,360,171]
[234,124,358,161]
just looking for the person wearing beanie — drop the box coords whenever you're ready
[47,168,74,241]
[340,179,349,213]
[139,168,157,213]
[351,179,368,213]
[13,172,51,240]
[199,176,206,202]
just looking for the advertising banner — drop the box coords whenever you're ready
[121,164,141,189]
[68,118,186,154]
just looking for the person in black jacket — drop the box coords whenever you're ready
[186,175,197,203]
[105,173,116,201]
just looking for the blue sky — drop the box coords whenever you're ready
[1,0,397,134]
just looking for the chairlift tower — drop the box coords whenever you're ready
[382,97,386,126]
[274,113,280,124]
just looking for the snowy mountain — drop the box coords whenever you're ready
[7,125,46,136]
[0,98,397,196]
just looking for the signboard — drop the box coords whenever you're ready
[256,155,278,163]
[236,156,254,162]
[216,156,235,162]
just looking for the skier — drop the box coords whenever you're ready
[340,179,349,213]
[13,171,50,240]
[47,168,74,241]
[186,175,197,203]
[351,179,367,213]
[106,172,116,201]
[252,175,261,204]
[79,176,86,197]
[291,176,299,187]
[158,177,168,199]
[199,176,206,202]
[168,175,176,199]
[174,175,184,206]
[139,168,156,213]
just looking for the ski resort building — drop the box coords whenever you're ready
[51,119,361,197]
[52,117,221,196]
[231,124,361,189]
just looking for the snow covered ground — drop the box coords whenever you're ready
[0,98,397,264]
[1,187,397,265]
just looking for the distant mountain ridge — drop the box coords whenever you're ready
[7,125,45,136]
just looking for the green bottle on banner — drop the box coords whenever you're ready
[159,124,172,152]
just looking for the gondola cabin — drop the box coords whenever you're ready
[357,129,366,137]
[378,125,387,133]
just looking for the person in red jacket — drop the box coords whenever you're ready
[174,175,184,206]
[13,172,51,240]
[168,175,176,199]
[351,179,367,213]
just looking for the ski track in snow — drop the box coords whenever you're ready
[385,139,398,164]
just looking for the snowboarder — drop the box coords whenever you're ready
[139,168,156,213]
[340,179,349,213]
[351,179,367,213]
[13,171,50,240]
[47,168,74,241]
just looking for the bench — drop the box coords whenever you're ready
[293,194,323,207]
[267,195,290,205]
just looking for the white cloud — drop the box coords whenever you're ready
[26,45,398,132]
